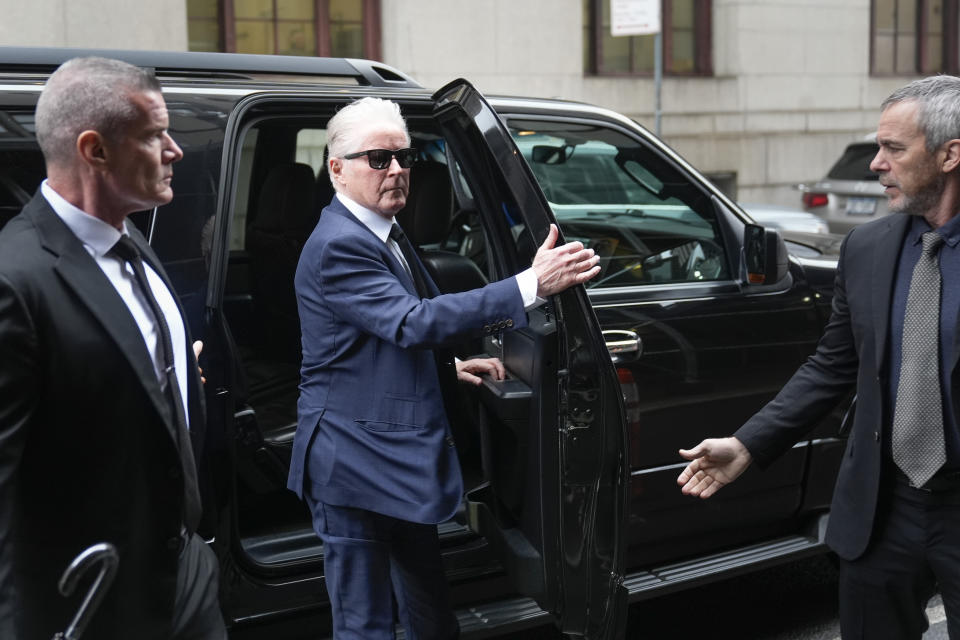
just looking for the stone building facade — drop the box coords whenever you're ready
[0,0,938,205]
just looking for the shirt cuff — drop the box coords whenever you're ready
[515,268,546,311]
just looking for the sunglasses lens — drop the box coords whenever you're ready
[396,149,417,168]
[366,150,392,169]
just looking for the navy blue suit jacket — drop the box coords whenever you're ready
[288,197,528,524]
[734,213,960,560]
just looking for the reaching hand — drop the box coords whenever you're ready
[532,224,601,297]
[193,340,206,385]
[456,357,506,386]
[677,437,752,499]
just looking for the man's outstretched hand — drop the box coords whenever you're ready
[677,437,753,499]
[532,224,601,297]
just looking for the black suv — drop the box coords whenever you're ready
[0,47,844,639]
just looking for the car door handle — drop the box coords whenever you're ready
[603,330,642,362]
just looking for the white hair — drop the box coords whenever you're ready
[326,97,410,189]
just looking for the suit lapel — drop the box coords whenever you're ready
[872,214,910,372]
[26,195,178,439]
[326,201,423,297]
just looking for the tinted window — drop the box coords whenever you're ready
[149,94,233,333]
[826,142,879,181]
[509,120,730,288]
[0,148,44,232]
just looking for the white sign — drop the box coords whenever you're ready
[611,0,661,36]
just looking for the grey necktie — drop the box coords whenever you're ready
[892,230,947,487]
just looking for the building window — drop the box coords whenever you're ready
[187,0,381,59]
[871,0,960,74]
[583,0,712,76]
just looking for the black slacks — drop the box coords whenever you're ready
[839,476,960,639]
[169,533,227,640]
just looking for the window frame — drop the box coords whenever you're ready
[584,0,713,78]
[503,114,736,291]
[190,0,382,60]
[870,0,960,75]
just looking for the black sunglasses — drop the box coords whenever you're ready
[343,148,417,170]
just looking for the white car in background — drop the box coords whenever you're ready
[740,202,831,235]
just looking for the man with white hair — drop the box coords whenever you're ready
[0,57,224,639]
[287,97,600,638]
[679,75,960,639]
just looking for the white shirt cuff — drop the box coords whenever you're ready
[515,268,546,311]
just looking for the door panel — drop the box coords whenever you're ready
[502,114,835,565]
[433,79,629,638]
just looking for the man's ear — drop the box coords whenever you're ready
[329,157,345,185]
[941,139,960,173]
[76,130,108,169]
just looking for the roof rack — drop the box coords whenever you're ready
[0,47,422,89]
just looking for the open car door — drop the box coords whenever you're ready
[432,79,630,639]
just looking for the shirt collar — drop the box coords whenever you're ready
[336,193,395,243]
[937,212,960,248]
[41,180,131,256]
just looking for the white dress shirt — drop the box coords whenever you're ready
[336,193,542,309]
[42,181,191,428]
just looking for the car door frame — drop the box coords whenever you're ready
[432,79,630,638]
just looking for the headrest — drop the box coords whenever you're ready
[395,160,455,247]
[253,163,317,236]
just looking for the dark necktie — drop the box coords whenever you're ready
[389,223,431,298]
[111,235,202,531]
[892,230,947,487]
[387,224,461,421]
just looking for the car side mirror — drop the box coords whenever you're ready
[743,223,789,285]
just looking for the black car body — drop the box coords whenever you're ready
[0,48,844,638]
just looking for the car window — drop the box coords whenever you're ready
[826,142,879,181]
[0,109,45,232]
[0,147,44,230]
[508,119,730,288]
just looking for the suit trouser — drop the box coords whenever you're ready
[838,476,960,639]
[169,533,227,640]
[305,491,459,640]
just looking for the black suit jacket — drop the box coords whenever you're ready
[0,192,206,639]
[734,213,952,561]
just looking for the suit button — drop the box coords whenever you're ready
[875,431,880,442]
[445,436,455,447]
[483,324,491,333]
[166,536,181,551]
[506,319,514,328]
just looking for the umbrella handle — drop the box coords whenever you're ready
[51,542,119,640]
